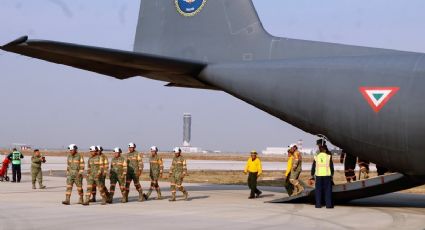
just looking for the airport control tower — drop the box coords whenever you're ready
[183,113,191,147]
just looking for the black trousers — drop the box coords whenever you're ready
[12,164,21,182]
[315,176,333,208]
[248,172,261,197]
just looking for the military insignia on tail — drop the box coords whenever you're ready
[175,0,207,17]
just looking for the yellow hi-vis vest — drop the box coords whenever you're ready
[314,152,331,176]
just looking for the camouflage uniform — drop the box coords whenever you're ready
[146,154,163,199]
[125,151,145,202]
[83,155,108,205]
[108,156,127,203]
[62,153,85,205]
[358,158,370,179]
[91,153,109,202]
[289,150,304,195]
[169,155,188,201]
[31,155,46,189]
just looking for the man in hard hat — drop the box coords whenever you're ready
[340,151,357,183]
[31,149,46,189]
[108,147,127,203]
[124,142,146,202]
[62,144,85,205]
[169,147,188,201]
[284,149,294,196]
[146,146,164,200]
[90,145,109,202]
[313,145,334,208]
[8,148,24,183]
[83,146,108,205]
[288,144,304,195]
[244,150,262,199]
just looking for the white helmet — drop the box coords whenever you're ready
[173,147,181,153]
[89,146,98,152]
[97,145,103,151]
[150,146,158,152]
[113,147,122,153]
[68,144,78,150]
[128,142,136,148]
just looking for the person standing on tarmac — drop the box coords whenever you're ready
[288,144,304,195]
[31,149,46,189]
[169,147,188,202]
[90,145,109,202]
[83,146,108,206]
[146,146,164,200]
[312,145,334,209]
[244,150,262,199]
[108,147,127,203]
[124,142,146,202]
[8,148,24,183]
[284,149,294,196]
[340,151,357,182]
[62,144,85,205]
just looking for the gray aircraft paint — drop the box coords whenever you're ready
[1,0,425,196]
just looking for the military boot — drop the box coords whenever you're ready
[123,191,129,203]
[294,184,304,195]
[121,192,127,203]
[89,195,96,203]
[145,189,153,200]
[39,184,46,189]
[32,184,36,189]
[156,189,162,200]
[78,195,84,205]
[83,195,90,206]
[138,190,145,202]
[169,192,176,202]
[183,191,189,201]
[101,195,107,205]
[62,195,71,205]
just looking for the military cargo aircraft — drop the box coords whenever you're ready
[2,0,425,202]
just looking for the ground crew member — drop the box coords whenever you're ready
[31,149,46,189]
[312,145,334,209]
[124,142,145,202]
[83,146,108,205]
[146,146,163,200]
[108,147,127,203]
[288,144,304,195]
[90,145,109,202]
[340,151,357,182]
[8,148,24,183]
[284,149,294,196]
[358,158,370,179]
[62,144,85,205]
[244,150,262,199]
[169,147,188,202]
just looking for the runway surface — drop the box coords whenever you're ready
[0,175,424,230]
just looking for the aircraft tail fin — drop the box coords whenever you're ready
[134,0,271,63]
[134,0,398,62]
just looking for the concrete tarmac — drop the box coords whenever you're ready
[0,175,424,230]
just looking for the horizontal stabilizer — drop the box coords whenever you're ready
[1,36,215,89]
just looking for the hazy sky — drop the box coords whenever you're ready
[1,0,425,152]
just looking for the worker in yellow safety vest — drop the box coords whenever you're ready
[244,150,262,199]
[311,144,334,208]
[284,149,294,196]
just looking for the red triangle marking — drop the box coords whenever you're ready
[359,87,400,113]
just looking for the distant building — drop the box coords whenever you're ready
[12,143,32,151]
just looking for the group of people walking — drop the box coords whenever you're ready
[62,143,188,205]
